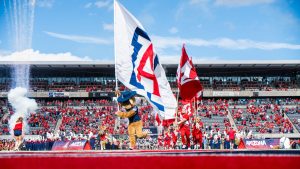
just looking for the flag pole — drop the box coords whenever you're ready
[175,88,180,125]
[114,0,120,136]
[114,0,119,100]
[194,96,196,118]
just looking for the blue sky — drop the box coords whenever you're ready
[0,0,300,61]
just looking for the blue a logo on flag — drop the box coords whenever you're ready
[129,27,164,112]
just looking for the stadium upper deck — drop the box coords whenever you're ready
[0,60,299,97]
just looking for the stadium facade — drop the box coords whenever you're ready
[0,60,299,98]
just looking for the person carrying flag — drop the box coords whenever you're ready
[177,105,191,149]
[115,91,148,150]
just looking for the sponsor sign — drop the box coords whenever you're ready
[213,91,239,97]
[68,140,88,150]
[52,140,91,151]
[89,92,113,98]
[244,139,280,149]
[143,127,158,138]
[51,141,70,151]
[49,92,69,98]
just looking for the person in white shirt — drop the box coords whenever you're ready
[279,136,291,149]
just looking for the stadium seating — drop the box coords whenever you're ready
[1,78,298,93]
[1,98,299,151]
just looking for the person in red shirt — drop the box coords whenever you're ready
[170,126,178,149]
[177,105,191,149]
[163,129,171,149]
[227,127,236,149]
[13,117,24,151]
[157,134,163,149]
[192,117,203,149]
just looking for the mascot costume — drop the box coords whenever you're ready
[115,91,148,150]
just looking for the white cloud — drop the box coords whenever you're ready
[169,27,179,34]
[94,0,113,10]
[95,0,110,8]
[152,35,300,50]
[84,0,113,11]
[176,0,212,20]
[84,2,93,8]
[36,0,55,8]
[214,0,274,7]
[44,31,111,45]
[0,49,92,61]
[103,23,113,31]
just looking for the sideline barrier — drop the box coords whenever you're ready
[0,150,299,169]
[51,140,91,151]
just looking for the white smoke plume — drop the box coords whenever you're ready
[8,87,38,135]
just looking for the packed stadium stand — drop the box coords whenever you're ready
[0,61,300,150]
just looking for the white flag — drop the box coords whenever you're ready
[114,1,177,119]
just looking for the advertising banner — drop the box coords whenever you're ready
[243,139,280,149]
[52,140,91,151]
[89,92,114,98]
[213,91,239,97]
[143,127,158,138]
[51,141,70,151]
[68,140,90,150]
[49,92,69,98]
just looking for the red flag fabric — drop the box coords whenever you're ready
[177,45,203,101]
[155,113,161,126]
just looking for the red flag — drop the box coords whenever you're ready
[176,45,203,101]
[181,100,194,117]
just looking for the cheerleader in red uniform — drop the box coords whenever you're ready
[163,129,171,149]
[177,106,191,149]
[157,134,163,149]
[192,117,203,149]
[13,117,24,151]
[170,126,178,149]
[98,125,108,150]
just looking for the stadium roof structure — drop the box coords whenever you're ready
[0,60,299,68]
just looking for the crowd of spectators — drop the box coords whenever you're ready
[231,103,295,134]
[28,107,61,135]
[0,139,15,151]
[169,78,298,91]
[0,97,300,151]
[1,78,299,93]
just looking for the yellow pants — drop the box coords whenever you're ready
[128,121,147,148]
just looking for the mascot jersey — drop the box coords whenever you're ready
[126,106,141,123]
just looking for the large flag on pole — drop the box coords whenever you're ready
[114,1,177,119]
[177,45,203,101]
